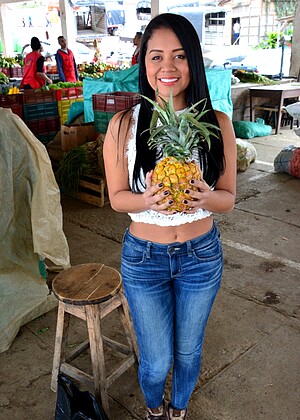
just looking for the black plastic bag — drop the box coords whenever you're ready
[55,374,109,420]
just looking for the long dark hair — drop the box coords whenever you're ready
[133,13,225,191]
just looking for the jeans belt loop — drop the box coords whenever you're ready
[187,240,193,257]
[146,241,151,259]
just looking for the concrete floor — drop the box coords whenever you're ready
[0,127,299,420]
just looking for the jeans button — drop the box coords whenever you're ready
[169,247,174,253]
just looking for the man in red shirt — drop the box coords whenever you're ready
[55,36,78,83]
[20,37,52,89]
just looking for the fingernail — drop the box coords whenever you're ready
[183,199,188,204]
[158,183,163,187]
[190,179,195,184]
[169,200,173,204]
[185,189,190,194]
[164,190,169,196]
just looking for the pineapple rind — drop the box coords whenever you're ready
[153,156,202,212]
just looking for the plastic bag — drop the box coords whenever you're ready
[233,120,272,139]
[236,138,257,171]
[55,374,109,420]
[274,145,300,178]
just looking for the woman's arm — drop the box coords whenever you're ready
[184,111,237,214]
[103,112,173,214]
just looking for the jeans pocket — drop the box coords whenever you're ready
[122,245,146,265]
[191,236,222,262]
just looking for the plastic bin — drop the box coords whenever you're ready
[23,90,57,104]
[26,117,60,136]
[94,110,114,133]
[92,92,140,113]
[0,93,24,119]
[23,102,58,121]
[55,87,83,101]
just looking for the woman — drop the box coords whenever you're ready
[104,13,236,420]
[20,37,52,90]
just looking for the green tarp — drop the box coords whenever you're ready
[83,66,232,123]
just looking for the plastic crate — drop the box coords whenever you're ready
[55,86,83,101]
[58,97,83,125]
[23,101,58,121]
[94,110,114,133]
[10,67,24,78]
[0,93,23,107]
[0,67,10,77]
[26,117,60,135]
[92,91,140,113]
[23,89,57,104]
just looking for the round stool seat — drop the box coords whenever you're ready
[52,263,122,305]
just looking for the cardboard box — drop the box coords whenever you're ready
[61,122,96,152]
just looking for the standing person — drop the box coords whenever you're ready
[103,13,236,420]
[233,20,241,44]
[20,37,52,90]
[55,36,78,82]
[22,17,25,27]
[131,31,142,65]
[28,16,33,27]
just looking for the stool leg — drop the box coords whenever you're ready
[118,292,139,360]
[51,302,70,392]
[85,305,109,416]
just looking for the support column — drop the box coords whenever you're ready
[0,4,14,56]
[151,0,167,18]
[59,0,77,51]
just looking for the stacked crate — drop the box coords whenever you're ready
[92,91,140,134]
[23,90,60,145]
[0,93,24,119]
[56,86,84,125]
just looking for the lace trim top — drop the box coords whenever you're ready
[127,104,212,227]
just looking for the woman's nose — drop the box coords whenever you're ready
[161,58,176,71]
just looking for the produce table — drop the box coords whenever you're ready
[249,83,300,134]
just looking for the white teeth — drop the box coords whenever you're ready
[160,78,178,83]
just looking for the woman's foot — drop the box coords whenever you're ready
[145,399,169,419]
[168,405,188,420]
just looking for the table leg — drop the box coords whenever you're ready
[250,93,254,122]
[276,94,284,134]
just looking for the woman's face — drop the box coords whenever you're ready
[145,27,190,110]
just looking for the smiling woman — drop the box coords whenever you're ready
[103,12,236,420]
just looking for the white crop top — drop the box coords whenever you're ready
[127,104,212,226]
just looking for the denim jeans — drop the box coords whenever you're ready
[121,223,223,410]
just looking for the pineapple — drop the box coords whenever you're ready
[142,91,220,212]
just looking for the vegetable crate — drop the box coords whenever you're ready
[75,173,106,208]
[0,93,24,119]
[23,101,58,121]
[26,117,60,137]
[10,67,24,78]
[55,87,83,101]
[92,91,140,113]
[93,110,114,133]
[23,90,57,104]
[0,67,10,78]
[58,98,84,125]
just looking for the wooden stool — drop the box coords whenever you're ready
[51,263,138,416]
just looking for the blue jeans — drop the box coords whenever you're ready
[121,223,223,410]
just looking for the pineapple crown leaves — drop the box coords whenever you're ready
[140,90,220,160]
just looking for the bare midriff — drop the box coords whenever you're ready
[129,215,213,244]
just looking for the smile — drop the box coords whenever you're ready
[159,78,179,83]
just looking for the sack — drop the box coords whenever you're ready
[274,145,300,178]
[61,123,96,152]
[233,120,272,139]
[55,374,109,420]
[236,138,257,171]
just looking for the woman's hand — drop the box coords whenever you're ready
[143,171,175,214]
[181,178,212,213]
